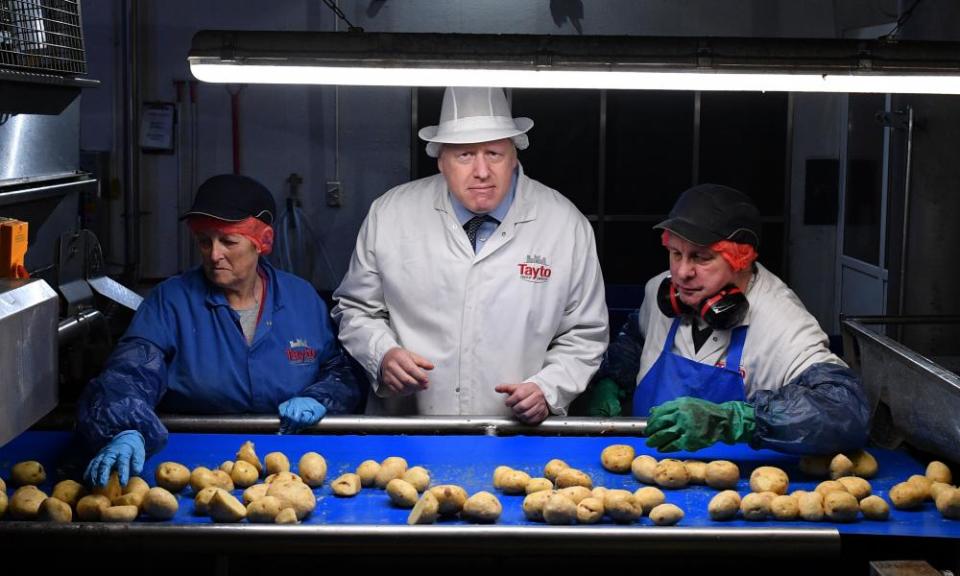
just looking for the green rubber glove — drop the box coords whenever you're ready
[645,397,756,452]
[587,378,623,417]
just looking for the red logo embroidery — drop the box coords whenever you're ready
[287,338,317,364]
[517,263,552,283]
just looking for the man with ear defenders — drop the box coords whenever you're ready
[587,183,870,455]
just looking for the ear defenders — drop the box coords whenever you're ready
[656,276,749,330]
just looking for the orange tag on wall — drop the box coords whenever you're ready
[0,218,29,279]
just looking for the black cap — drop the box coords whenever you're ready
[181,174,276,225]
[654,184,761,247]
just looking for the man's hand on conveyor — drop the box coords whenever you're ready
[645,397,756,452]
[83,430,146,487]
[380,347,435,396]
[278,396,327,434]
[496,382,549,425]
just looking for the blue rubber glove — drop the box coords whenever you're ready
[278,397,327,434]
[84,430,146,487]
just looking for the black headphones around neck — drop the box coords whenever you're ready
[656,276,749,330]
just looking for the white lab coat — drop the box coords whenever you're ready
[332,168,608,416]
[636,263,846,398]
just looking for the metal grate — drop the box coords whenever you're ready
[0,0,86,75]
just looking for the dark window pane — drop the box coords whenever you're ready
[699,92,787,216]
[413,87,444,179]
[601,220,665,286]
[759,222,784,279]
[606,91,694,215]
[843,94,885,266]
[511,89,600,214]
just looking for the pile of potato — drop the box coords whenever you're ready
[707,465,890,522]
[799,450,879,479]
[631,454,740,491]
[887,461,960,520]
[405,485,502,524]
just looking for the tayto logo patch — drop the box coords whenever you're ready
[518,254,551,283]
[287,338,317,364]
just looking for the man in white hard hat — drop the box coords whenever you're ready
[333,86,608,423]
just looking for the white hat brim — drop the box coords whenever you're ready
[418,117,534,144]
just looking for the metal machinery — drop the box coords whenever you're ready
[0,0,140,446]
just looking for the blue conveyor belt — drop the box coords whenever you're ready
[1,431,957,538]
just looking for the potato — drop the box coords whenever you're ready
[39,497,72,522]
[850,450,878,478]
[11,460,45,486]
[296,452,327,487]
[631,455,658,484]
[92,472,122,501]
[52,479,87,509]
[931,482,955,502]
[602,489,634,510]
[542,493,578,525]
[798,491,825,522]
[708,490,741,521]
[402,466,430,492]
[740,492,771,521]
[189,467,216,493]
[791,490,809,499]
[600,444,636,473]
[837,476,872,501]
[799,455,830,477]
[684,460,707,484]
[219,461,234,474]
[543,459,570,482]
[926,461,952,485]
[374,458,408,489]
[557,486,592,505]
[76,494,111,521]
[770,495,800,521]
[634,486,666,515]
[229,460,260,488]
[123,476,150,497]
[654,459,689,489]
[500,470,532,494]
[907,474,933,500]
[576,497,605,524]
[705,460,740,490]
[555,468,593,489]
[386,478,419,508]
[889,481,925,509]
[267,480,316,520]
[112,492,144,509]
[935,488,960,520]
[429,485,468,515]
[462,491,502,523]
[525,478,553,494]
[0,477,5,492]
[356,460,381,487]
[829,453,855,479]
[492,465,513,489]
[264,452,291,476]
[209,490,246,523]
[815,480,848,497]
[606,494,643,523]
[194,487,227,515]
[591,487,609,500]
[649,503,684,526]
[860,495,890,520]
[10,485,47,519]
[236,441,263,475]
[155,462,191,493]
[275,507,299,524]
[749,466,789,495]
[142,487,178,520]
[408,491,440,525]
[824,491,859,522]
[265,471,302,484]
[331,473,362,497]
[243,483,270,504]
[522,490,554,522]
[246,495,283,523]
[0,491,6,520]
[101,505,139,522]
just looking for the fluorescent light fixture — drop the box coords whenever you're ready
[189,32,960,94]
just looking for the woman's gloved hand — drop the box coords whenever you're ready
[645,397,755,452]
[84,430,146,487]
[587,378,623,417]
[278,397,327,434]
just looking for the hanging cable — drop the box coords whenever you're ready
[320,0,363,32]
[878,0,925,40]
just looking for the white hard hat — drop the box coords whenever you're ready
[418,86,534,158]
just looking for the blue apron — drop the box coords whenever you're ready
[633,317,748,416]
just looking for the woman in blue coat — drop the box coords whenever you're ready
[77,174,361,487]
